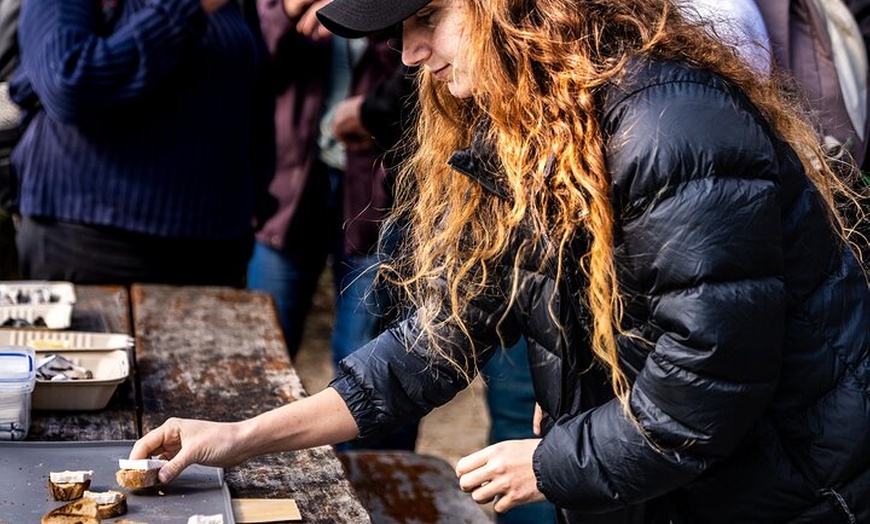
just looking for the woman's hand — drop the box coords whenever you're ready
[455,439,547,513]
[129,388,359,485]
[129,417,252,484]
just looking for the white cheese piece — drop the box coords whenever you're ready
[118,458,167,470]
[84,490,122,505]
[187,515,224,524]
[49,470,93,483]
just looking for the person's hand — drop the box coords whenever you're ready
[455,439,546,513]
[533,403,543,436]
[283,0,317,19]
[333,95,375,151]
[201,0,232,14]
[294,0,334,40]
[129,417,250,485]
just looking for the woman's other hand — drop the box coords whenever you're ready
[456,439,547,513]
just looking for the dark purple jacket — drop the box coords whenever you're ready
[255,0,402,255]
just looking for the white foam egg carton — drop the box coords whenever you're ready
[0,281,76,330]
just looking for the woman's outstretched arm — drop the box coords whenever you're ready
[129,387,359,484]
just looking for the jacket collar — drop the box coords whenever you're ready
[446,125,512,201]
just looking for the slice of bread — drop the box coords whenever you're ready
[49,479,92,501]
[83,490,128,519]
[41,497,101,524]
[115,468,160,489]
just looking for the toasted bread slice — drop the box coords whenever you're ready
[48,471,94,501]
[115,468,159,489]
[83,490,128,519]
[41,497,101,524]
[49,479,92,501]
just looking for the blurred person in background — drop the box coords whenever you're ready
[9,0,274,286]
[249,0,418,449]
[0,0,21,280]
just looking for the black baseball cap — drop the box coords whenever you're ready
[316,0,431,38]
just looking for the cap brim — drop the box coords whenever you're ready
[316,0,430,38]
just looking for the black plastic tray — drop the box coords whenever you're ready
[0,440,235,523]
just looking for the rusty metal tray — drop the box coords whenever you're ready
[0,440,235,523]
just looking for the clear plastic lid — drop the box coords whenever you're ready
[0,345,36,390]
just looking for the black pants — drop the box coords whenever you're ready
[17,216,252,287]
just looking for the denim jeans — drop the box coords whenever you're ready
[247,166,417,450]
[247,241,383,362]
[482,339,558,524]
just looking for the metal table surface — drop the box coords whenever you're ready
[14,283,370,524]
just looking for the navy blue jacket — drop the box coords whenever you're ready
[11,0,273,239]
[331,58,870,523]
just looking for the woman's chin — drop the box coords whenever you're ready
[447,81,474,99]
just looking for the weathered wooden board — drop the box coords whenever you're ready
[131,284,371,524]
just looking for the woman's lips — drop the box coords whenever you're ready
[432,65,450,80]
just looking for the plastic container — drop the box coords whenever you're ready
[32,349,129,411]
[0,329,132,351]
[0,345,36,440]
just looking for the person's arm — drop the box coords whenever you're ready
[358,64,418,151]
[16,0,221,123]
[130,387,358,484]
[245,0,277,231]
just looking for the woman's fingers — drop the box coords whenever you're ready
[455,446,490,476]
[456,440,546,512]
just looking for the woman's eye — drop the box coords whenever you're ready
[415,8,436,27]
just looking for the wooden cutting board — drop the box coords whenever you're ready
[231,498,301,523]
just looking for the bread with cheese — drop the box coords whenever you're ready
[115,458,164,489]
[115,467,159,489]
[48,470,93,501]
[84,490,128,518]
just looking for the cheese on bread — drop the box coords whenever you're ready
[187,515,224,524]
[117,458,166,470]
[83,490,127,519]
[49,470,93,484]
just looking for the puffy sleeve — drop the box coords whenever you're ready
[535,71,786,510]
[330,276,521,442]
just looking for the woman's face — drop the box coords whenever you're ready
[402,0,473,98]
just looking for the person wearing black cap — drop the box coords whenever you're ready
[128,0,870,522]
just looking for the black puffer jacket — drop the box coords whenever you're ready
[331,58,870,524]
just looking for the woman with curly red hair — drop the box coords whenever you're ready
[130,0,869,521]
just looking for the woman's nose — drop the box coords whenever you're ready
[401,25,429,67]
